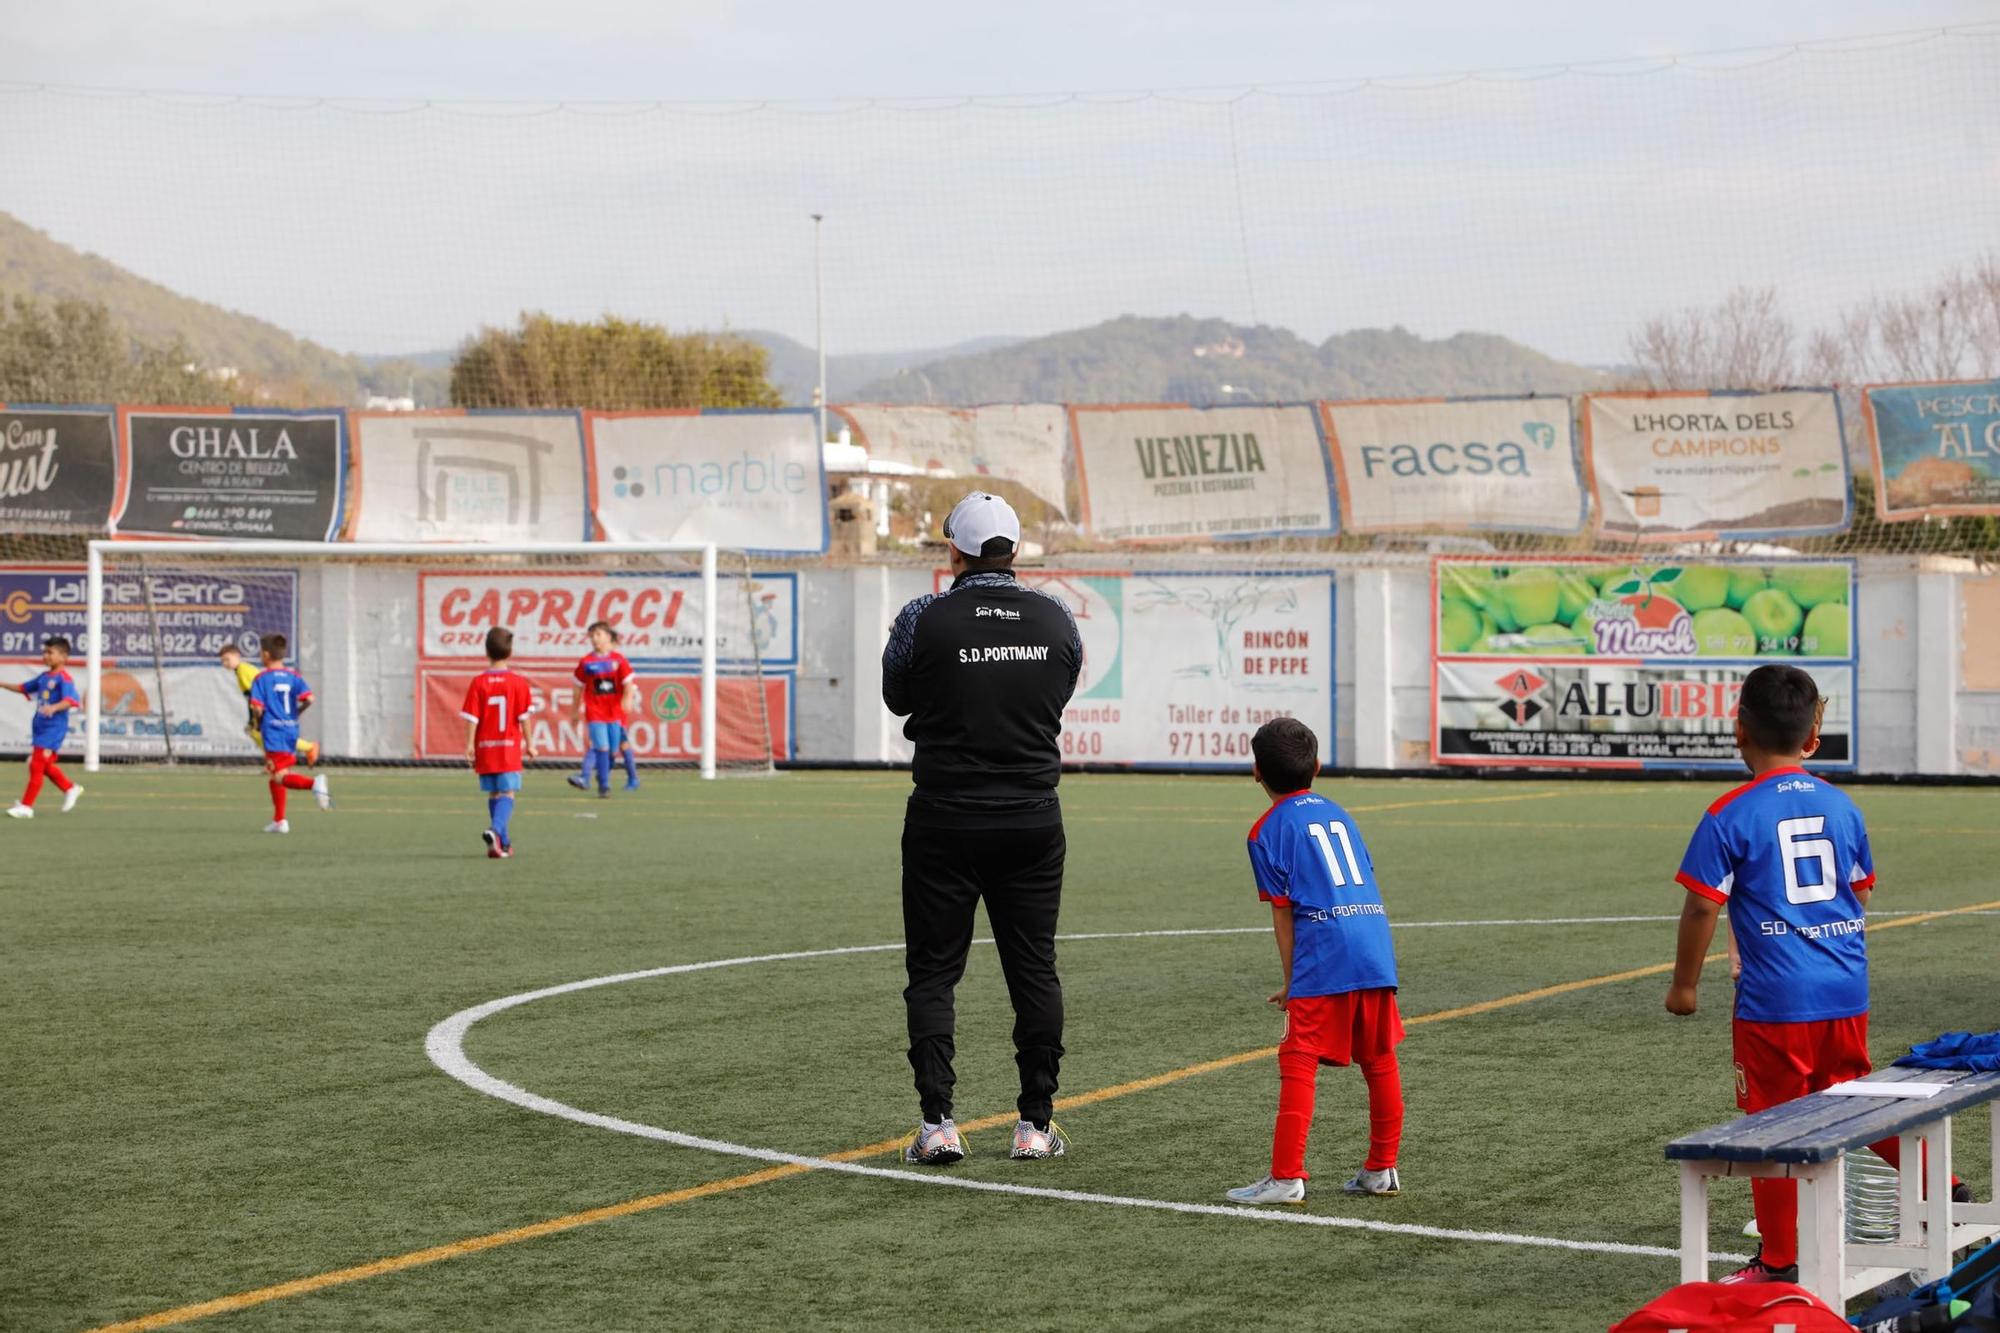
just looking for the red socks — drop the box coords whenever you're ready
[269,772,313,819]
[1362,1053,1405,1172]
[21,751,72,807]
[1270,1050,1404,1180]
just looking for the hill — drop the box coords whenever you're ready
[848,314,1611,404]
[741,330,1023,407]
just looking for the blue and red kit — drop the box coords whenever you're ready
[248,666,316,819]
[17,668,81,808]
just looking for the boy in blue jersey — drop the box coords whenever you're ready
[1227,717,1405,1206]
[8,636,84,818]
[1666,663,1956,1283]
[247,634,330,834]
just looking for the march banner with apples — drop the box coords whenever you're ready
[1430,557,1857,769]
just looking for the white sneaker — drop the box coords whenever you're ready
[61,785,84,813]
[1226,1175,1307,1206]
[1343,1166,1401,1196]
[6,804,33,819]
[312,774,332,811]
[263,820,290,834]
[1009,1120,1067,1160]
[903,1119,966,1165]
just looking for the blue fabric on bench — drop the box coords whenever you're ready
[1897,1031,2000,1073]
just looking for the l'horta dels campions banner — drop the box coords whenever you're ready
[937,568,1334,767]
[414,666,790,763]
[0,406,119,530]
[114,408,346,540]
[586,409,828,553]
[833,404,1070,517]
[1069,404,1335,542]
[349,410,589,542]
[1863,378,2000,520]
[1583,389,1850,540]
[1320,396,1584,534]
[1431,558,1857,769]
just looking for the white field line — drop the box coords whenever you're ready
[426,926,1746,1265]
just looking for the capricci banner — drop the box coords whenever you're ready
[1863,378,2000,520]
[942,568,1334,767]
[415,666,790,763]
[350,411,589,542]
[114,408,346,540]
[0,564,297,664]
[1321,396,1583,533]
[586,409,826,553]
[834,404,1070,517]
[1070,404,1335,542]
[1584,390,1849,539]
[417,569,797,666]
[0,406,118,530]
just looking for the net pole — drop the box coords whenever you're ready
[700,542,718,781]
[85,542,104,773]
[136,556,176,765]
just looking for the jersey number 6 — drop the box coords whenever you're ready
[1777,816,1838,905]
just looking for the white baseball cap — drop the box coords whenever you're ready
[943,491,1021,557]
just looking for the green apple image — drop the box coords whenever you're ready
[1570,605,1605,653]
[1439,564,1498,610]
[1520,622,1591,654]
[1497,567,1561,629]
[1439,597,1482,653]
[1772,565,1848,610]
[1740,588,1804,654]
[1800,603,1849,657]
[1726,569,1768,610]
[1556,571,1598,623]
[1671,565,1734,612]
[1691,608,1757,657]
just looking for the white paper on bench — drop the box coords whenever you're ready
[1823,1079,1950,1099]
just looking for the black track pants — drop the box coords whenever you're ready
[901,819,1066,1125]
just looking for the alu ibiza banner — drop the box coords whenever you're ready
[1320,396,1583,533]
[0,406,118,530]
[585,409,827,553]
[833,404,1070,517]
[1583,389,1850,540]
[1069,404,1335,542]
[1863,378,2000,520]
[114,408,346,540]
[350,410,589,542]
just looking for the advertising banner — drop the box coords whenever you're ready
[0,406,118,530]
[938,568,1334,767]
[1320,396,1584,533]
[114,408,346,540]
[417,569,796,666]
[585,409,827,553]
[350,410,589,542]
[78,663,265,759]
[1583,389,1850,540]
[415,665,790,763]
[1863,378,2000,520]
[1069,404,1336,542]
[834,404,1070,516]
[0,564,297,664]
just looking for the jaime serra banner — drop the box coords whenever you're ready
[0,564,297,664]
[585,409,827,553]
[415,665,790,764]
[1319,396,1584,533]
[834,403,1070,517]
[113,407,346,540]
[1431,557,1857,770]
[0,406,118,530]
[1583,389,1850,540]
[943,568,1334,767]
[350,410,589,542]
[1863,378,2000,520]
[1069,404,1336,542]
[418,569,797,666]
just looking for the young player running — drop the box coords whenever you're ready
[1227,717,1405,1206]
[1666,663,1963,1284]
[461,626,538,859]
[224,641,318,764]
[247,634,329,833]
[567,627,639,792]
[570,621,635,798]
[8,635,84,818]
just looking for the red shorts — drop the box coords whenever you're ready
[265,750,297,773]
[1732,1014,1872,1113]
[1281,988,1404,1067]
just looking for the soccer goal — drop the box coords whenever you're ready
[76,540,788,780]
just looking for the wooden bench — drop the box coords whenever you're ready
[1666,1065,2000,1306]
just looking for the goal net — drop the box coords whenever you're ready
[6,538,789,778]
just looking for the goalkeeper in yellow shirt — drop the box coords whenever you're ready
[221,642,317,764]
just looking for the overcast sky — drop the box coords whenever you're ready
[2,1,1997,363]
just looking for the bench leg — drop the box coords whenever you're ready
[1796,1159,1845,1306]
[1925,1119,1954,1279]
[1900,1131,1924,1249]
[1679,1162,1710,1286]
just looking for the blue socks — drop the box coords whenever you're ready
[488,794,515,846]
[622,746,639,786]
[592,748,611,792]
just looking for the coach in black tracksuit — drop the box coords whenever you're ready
[882,492,1082,1136]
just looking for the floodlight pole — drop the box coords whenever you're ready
[812,212,826,444]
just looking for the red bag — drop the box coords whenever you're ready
[1610,1281,1850,1332]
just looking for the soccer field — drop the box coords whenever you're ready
[5,769,1995,1332]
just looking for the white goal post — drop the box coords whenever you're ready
[83,540,724,779]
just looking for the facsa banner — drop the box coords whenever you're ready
[1069,404,1336,542]
[585,409,827,553]
[415,666,791,763]
[0,406,118,530]
[350,410,589,542]
[1320,396,1583,533]
[0,564,297,664]
[834,404,1070,516]
[417,569,797,666]
[1583,389,1850,540]
[115,408,346,540]
[941,568,1334,767]
[1863,378,2000,520]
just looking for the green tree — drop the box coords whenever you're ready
[0,293,239,406]
[450,313,784,411]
